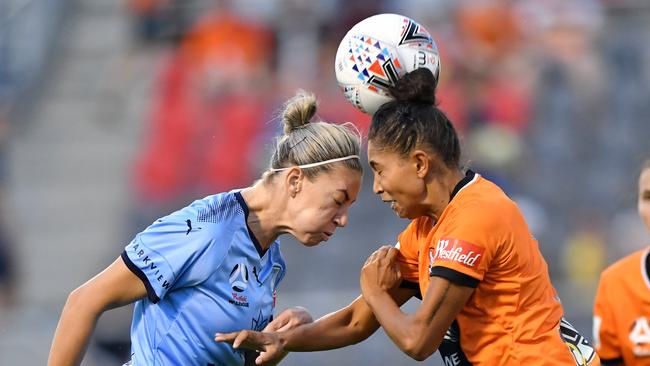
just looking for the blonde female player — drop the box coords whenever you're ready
[593,160,650,366]
[216,69,600,366]
[48,91,363,366]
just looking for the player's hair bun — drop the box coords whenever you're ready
[281,90,318,134]
[389,68,437,105]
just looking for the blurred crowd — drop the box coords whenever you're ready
[1,0,650,363]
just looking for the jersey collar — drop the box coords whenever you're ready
[449,169,477,202]
[234,191,267,258]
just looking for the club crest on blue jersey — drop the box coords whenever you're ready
[229,263,249,292]
[228,263,251,307]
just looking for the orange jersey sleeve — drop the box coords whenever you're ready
[395,218,429,284]
[427,203,500,286]
[593,273,623,362]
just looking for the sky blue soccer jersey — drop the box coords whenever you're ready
[121,190,286,366]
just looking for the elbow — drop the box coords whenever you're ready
[401,331,438,361]
[64,285,102,315]
[404,345,436,362]
[407,349,436,362]
[403,343,436,362]
[65,286,85,308]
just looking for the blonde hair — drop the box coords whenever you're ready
[263,90,362,181]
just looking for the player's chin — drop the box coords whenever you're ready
[300,232,331,247]
[391,202,411,219]
[394,206,419,220]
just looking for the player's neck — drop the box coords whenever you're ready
[240,183,287,250]
[424,168,465,221]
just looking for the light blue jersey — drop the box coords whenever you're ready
[121,191,286,366]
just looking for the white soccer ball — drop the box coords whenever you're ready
[335,13,441,115]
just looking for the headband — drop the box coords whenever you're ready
[270,155,360,172]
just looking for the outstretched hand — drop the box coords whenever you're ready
[215,306,313,365]
[216,329,282,365]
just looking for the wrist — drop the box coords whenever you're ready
[364,289,389,307]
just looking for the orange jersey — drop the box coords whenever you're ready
[594,247,650,365]
[396,171,599,366]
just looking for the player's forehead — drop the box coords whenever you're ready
[367,142,403,167]
[312,167,361,197]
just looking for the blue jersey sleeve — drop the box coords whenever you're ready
[122,217,230,303]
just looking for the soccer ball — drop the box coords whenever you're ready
[335,13,441,115]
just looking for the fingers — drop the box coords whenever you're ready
[256,350,277,365]
[263,314,290,332]
[234,330,251,349]
[264,306,313,333]
[215,331,238,344]
[371,246,399,266]
[364,251,377,266]
[365,245,393,265]
[385,246,399,263]
[375,245,391,258]
[215,330,265,351]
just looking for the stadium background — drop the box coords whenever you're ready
[1,0,650,364]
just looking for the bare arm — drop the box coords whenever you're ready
[364,275,473,361]
[360,246,474,361]
[48,256,147,366]
[281,286,414,351]
[216,286,416,364]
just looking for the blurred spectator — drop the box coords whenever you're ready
[405,1,534,216]
[126,0,196,43]
[562,219,606,288]
[130,8,277,231]
[437,0,532,135]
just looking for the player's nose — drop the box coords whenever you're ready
[373,177,383,195]
[334,210,349,227]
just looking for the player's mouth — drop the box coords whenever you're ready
[383,199,397,210]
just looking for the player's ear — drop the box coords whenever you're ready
[285,167,303,198]
[411,149,430,179]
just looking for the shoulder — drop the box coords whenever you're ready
[136,191,246,254]
[448,176,521,229]
[190,191,245,225]
[601,248,647,282]
[393,218,431,259]
[167,191,246,234]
